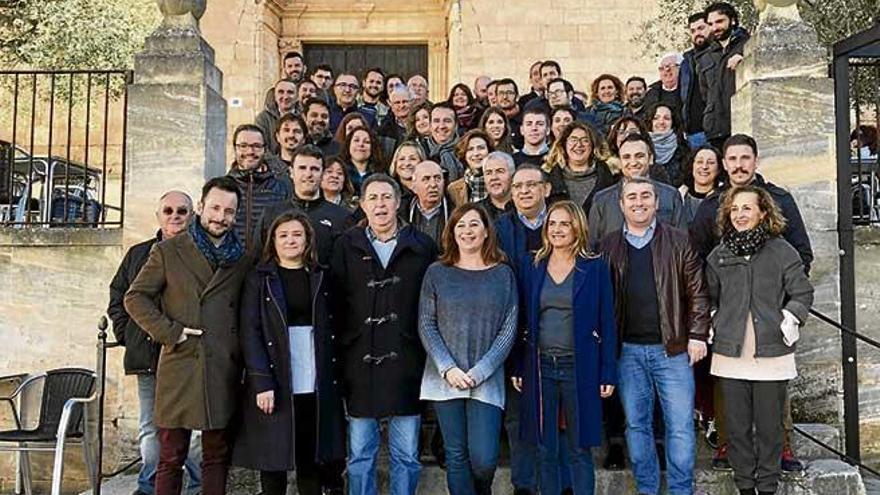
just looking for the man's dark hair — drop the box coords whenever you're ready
[487,79,500,90]
[688,11,708,25]
[705,2,739,25]
[547,77,573,94]
[360,173,402,200]
[513,163,549,183]
[303,96,330,115]
[540,60,562,76]
[522,105,550,123]
[232,123,265,146]
[625,76,647,89]
[723,133,758,156]
[310,63,333,76]
[619,132,656,158]
[201,176,242,205]
[362,66,385,81]
[431,101,457,116]
[292,143,325,167]
[274,113,308,137]
[283,51,304,63]
[496,78,519,96]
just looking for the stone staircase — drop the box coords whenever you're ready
[79,424,870,495]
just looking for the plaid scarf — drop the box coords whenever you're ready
[188,217,244,269]
[464,167,488,203]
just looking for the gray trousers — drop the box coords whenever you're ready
[719,377,788,492]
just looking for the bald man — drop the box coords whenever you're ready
[108,190,203,495]
[405,160,449,243]
[474,75,492,108]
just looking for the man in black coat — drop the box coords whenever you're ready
[255,145,351,265]
[330,174,438,495]
[107,190,201,495]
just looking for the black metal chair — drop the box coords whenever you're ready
[0,367,98,495]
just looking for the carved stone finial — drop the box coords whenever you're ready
[755,0,801,21]
[157,0,207,30]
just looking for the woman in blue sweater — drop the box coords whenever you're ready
[513,200,618,495]
[418,203,518,495]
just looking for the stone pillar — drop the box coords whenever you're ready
[730,4,842,426]
[124,2,227,247]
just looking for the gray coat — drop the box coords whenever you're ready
[706,237,813,358]
[588,180,687,246]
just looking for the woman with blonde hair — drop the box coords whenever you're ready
[388,140,426,206]
[544,121,617,213]
[512,200,617,495]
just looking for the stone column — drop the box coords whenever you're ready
[730,3,842,427]
[124,1,227,247]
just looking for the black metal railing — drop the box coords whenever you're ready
[0,70,132,228]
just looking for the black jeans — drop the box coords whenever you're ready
[719,378,787,493]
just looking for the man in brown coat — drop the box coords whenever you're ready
[125,176,252,495]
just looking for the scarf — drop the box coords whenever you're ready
[463,167,488,203]
[424,136,464,182]
[188,217,244,269]
[722,223,770,257]
[651,130,679,166]
[455,105,479,130]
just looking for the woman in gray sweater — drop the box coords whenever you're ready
[706,186,814,495]
[418,203,518,495]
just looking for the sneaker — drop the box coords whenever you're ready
[781,445,804,473]
[712,443,732,471]
[603,443,626,470]
[704,418,719,449]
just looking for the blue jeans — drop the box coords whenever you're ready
[433,399,502,495]
[618,344,695,495]
[538,355,595,495]
[347,415,421,495]
[686,132,707,149]
[504,380,537,491]
[136,374,201,495]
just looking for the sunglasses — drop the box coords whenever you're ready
[162,207,190,216]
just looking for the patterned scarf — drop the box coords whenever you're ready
[188,217,245,269]
[722,223,770,257]
[464,167,488,203]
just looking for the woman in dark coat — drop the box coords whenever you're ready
[646,102,689,188]
[513,201,617,495]
[233,211,346,495]
[544,121,618,214]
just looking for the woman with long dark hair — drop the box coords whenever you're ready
[419,204,518,495]
[447,83,482,131]
[321,155,358,210]
[338,126,386,194]
[681,145,725,224]
[479,106,514,154]
[646,102,689,188]
[233,211,346,495]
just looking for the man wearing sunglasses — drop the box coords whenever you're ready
[108,190,203,495]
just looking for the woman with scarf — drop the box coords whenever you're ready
[448,83,483,132]
[479,107,514,154]
[447,129,494,208]
[543,121,617,214]
[646,102,689,188]
[706,186,813,495]
[586,74,627,137]
[338,126,386,195]
[233,211,346,495]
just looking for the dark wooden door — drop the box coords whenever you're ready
[302,44,428,80]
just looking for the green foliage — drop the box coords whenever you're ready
[0,0,161,70]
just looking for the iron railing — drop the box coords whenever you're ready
[0,69,132,228]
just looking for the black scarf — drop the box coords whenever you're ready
[722,223,770,257]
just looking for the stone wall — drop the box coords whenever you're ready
[0,228,129,493]
[852,227,880,464]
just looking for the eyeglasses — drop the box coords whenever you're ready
[511,180,544,191]
[335,82,360,91]
[497,90,517,97]
[162,207,189,216]
[659,64,680,71]
[566,137,592,147]
[235,143,264,151]
[547,89,567,97]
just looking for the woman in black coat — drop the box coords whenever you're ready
[232,211,346,495]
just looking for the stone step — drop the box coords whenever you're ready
[80,458,865,495]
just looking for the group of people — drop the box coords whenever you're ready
[106,2,819,495]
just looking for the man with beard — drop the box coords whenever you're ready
[303,97,339,157]
[293,79,318,116]
[274,113,308,168]
[407,74,431,107]
[405,160,449,244]
[513,107,550,168]
[255,145,351,265]
[697,2,750,150]
[256,79,297,155]
[518,61,544,109]
[681,12,711,148]
[643,53,685,121]
[496,78,524,149]
[125,176,251,495]
[474,75,492,109]
[261,52,307,114]
[377,85,412,147]
[310,63,334,93]
[422,103,464,182]
[226,124,292,251]
[625,77,648,120]
[329,73,373,133]
[357,67,388,126]
[478,151,515,221]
